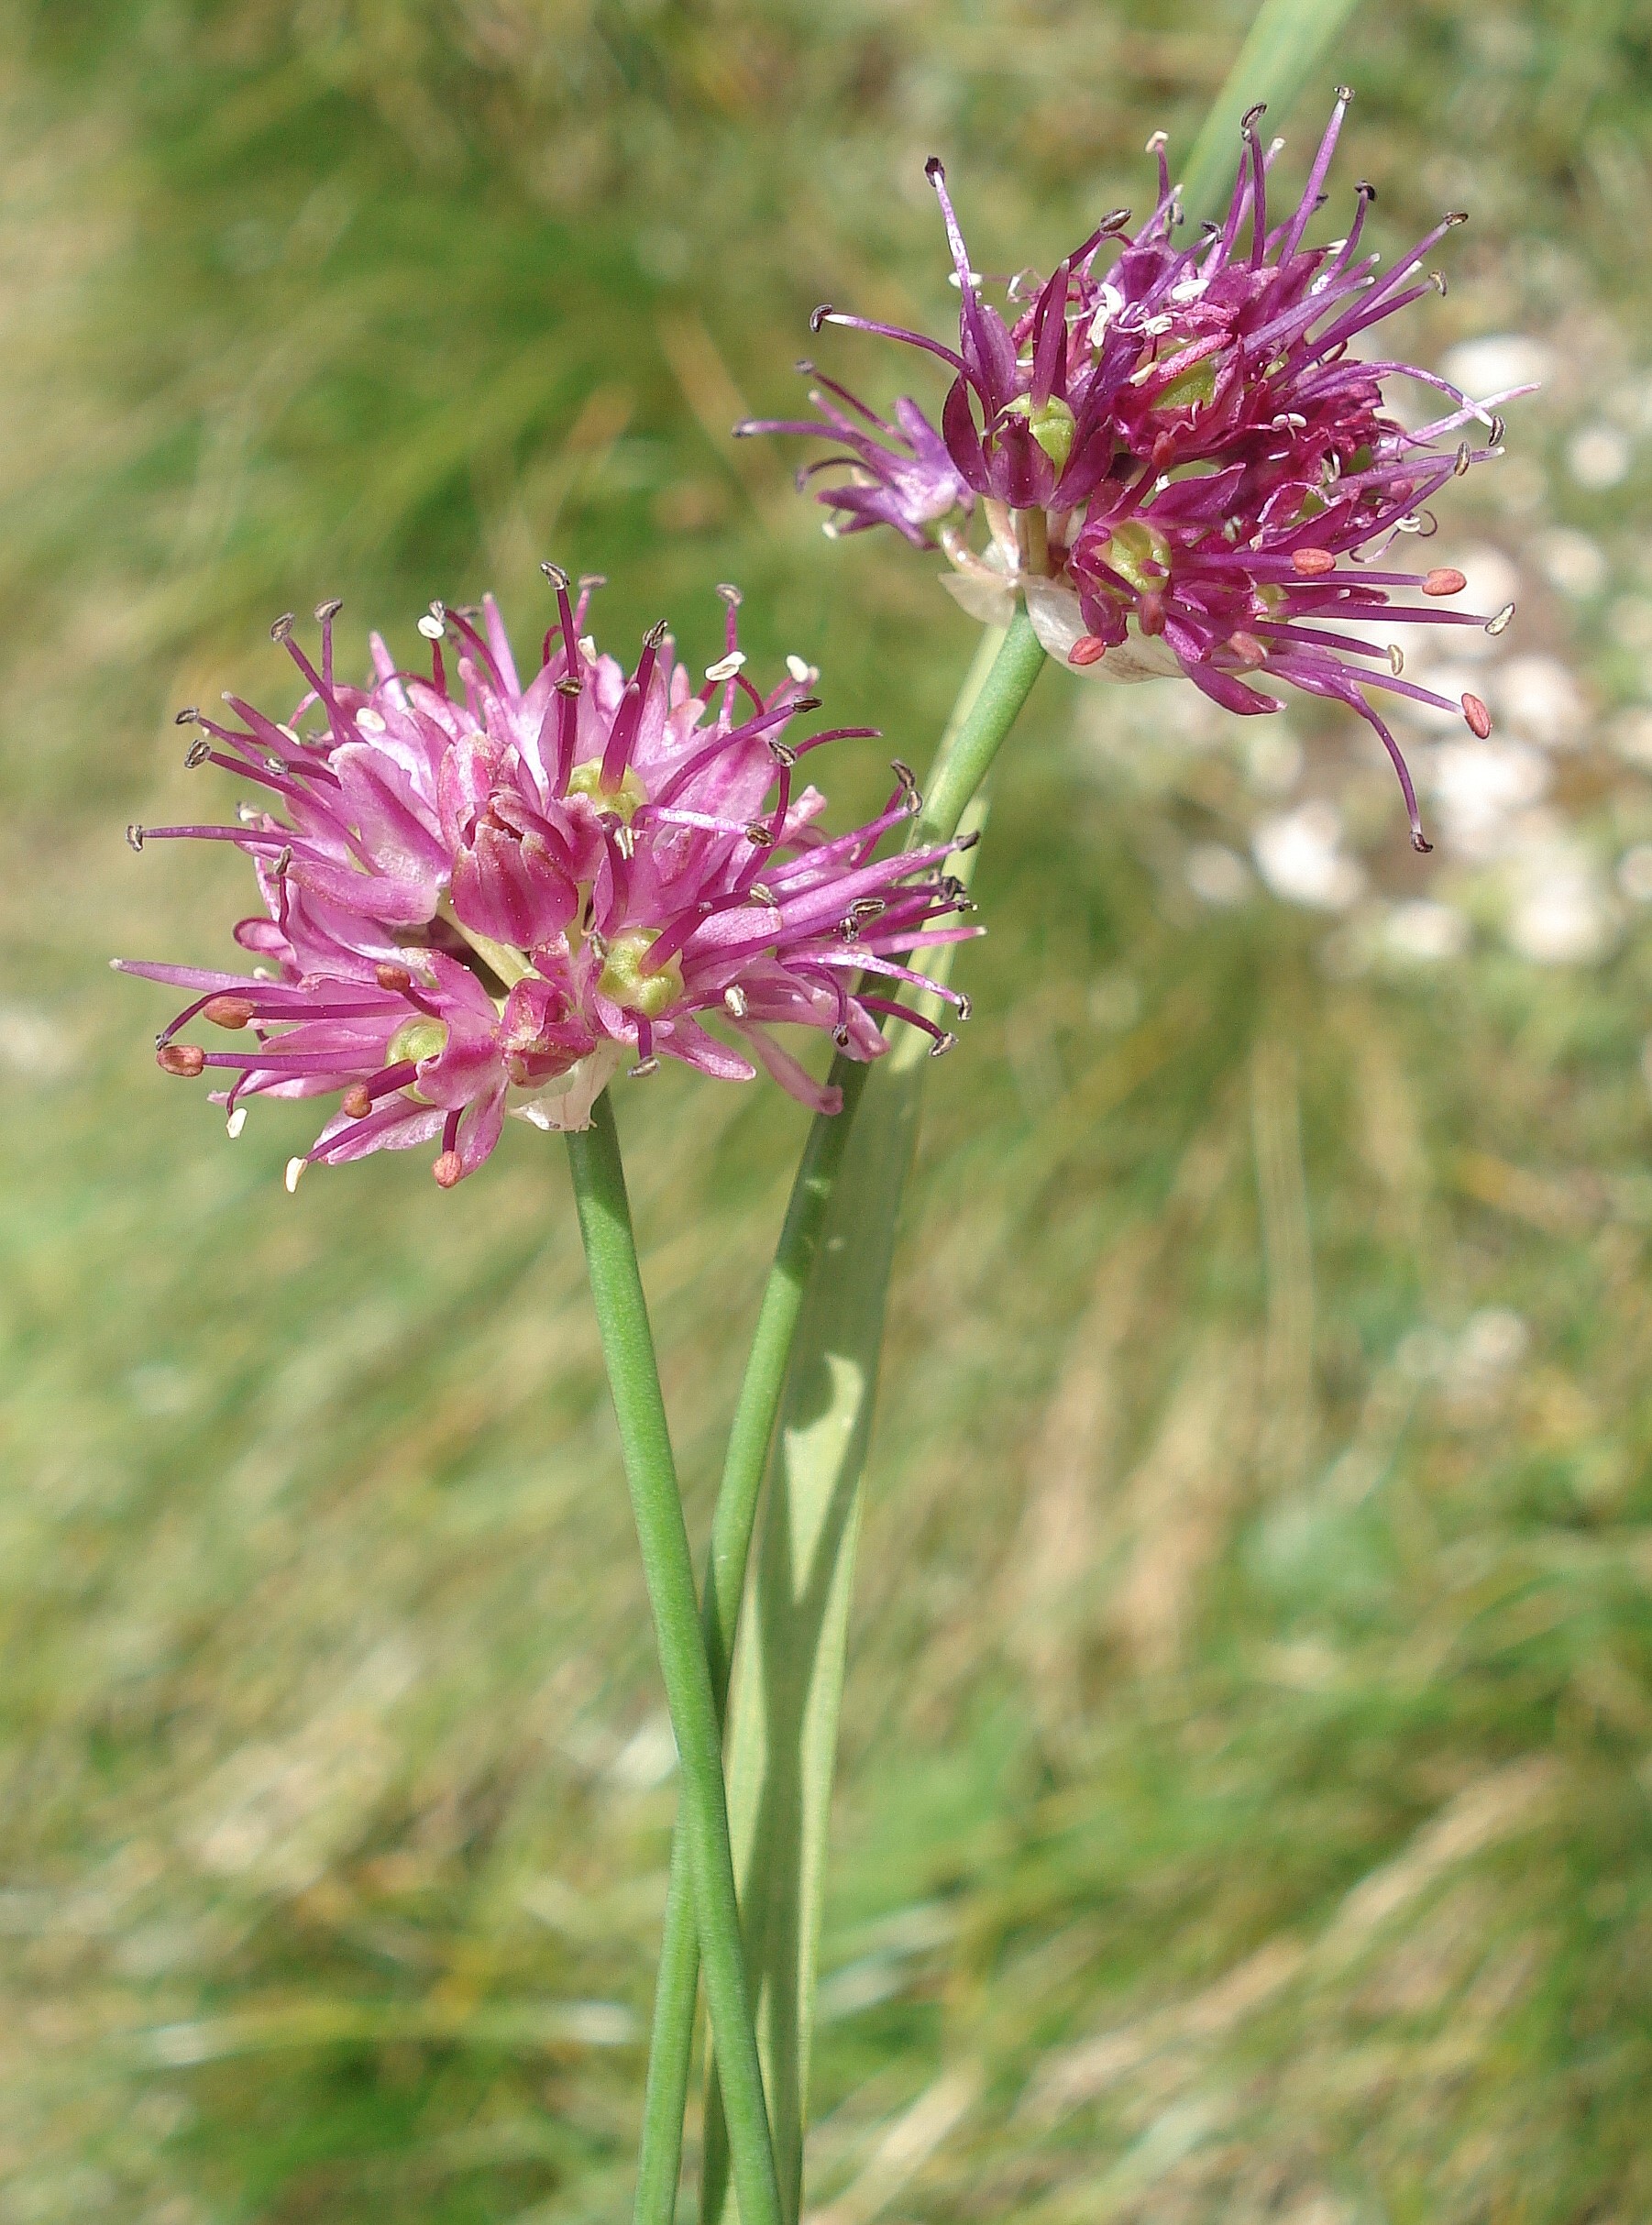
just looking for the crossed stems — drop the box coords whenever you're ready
[568,611,1044,2225]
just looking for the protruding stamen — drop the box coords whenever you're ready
[540,559,570,589]
[723,985,749,1019]
[433,1151,463,1189]
[375,963,414,993]
[157,1043,204,1076]
[174,707,200,726]
[127,824,145,852]
[706,650,747,683]
[716,582,743,607]
[629,1056,660,1078]
[1388,644,1405,676]
[284,1155,308,1193]
[929,1031,958,1058]
[226,1107,248,1140]
[203,995,255,1030]
[314,597,343,623]
[1292,547,1337,577]
[270,611,294,643]
[183,736,211,767]
[891,759,922,812]
[1462,692,1492,738]
[1424,567,1467,596]
[416,613,446,641]
[1485,601,1515,637]
[342,1084,372,1118]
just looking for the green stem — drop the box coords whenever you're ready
[633,616,1040,2225]
[631,1063,867,2225]
[566,1094,783,2225]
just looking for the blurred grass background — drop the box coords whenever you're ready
[4,2,1652,2219]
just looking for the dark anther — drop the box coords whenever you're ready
[540,559,570,589]
[924,156,945,182]
[1336,83,1354,104]
[940,875,969,902]
[748,882,776,907]
[556,677,583,698]
[955,991,974,1021]
[183,737,211,768]
[126,824,145,852]
[1445,210,1470,226]
[768,739,798,767]
[809,304,833,333]
[270,611,295,643]
[1454,441,1472,476]
[1431,270,1448,297]
[1411,832,1435,854]
[716,583,743,607]
[1356,181,1376,203]
[644,619,670,649]
[929,1031,958,1059]
[273,845,292,877]
[833,1023,852,1048]
[795,358,815,375]
[314,597,344,622]
[1489,413,1505,446]
[744,821,775,847]
[587,930,609,964]
[1241,102,1267,131]
[790,697,822,717]
[851,898,887,923]
[838,917,859,942]
[174,706,200,726]
[629,1056,661,1079]
[891,758,922,810]
[952,830,980,853]
[1101,206,1132,234]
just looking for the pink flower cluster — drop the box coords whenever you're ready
[740,93,1532,849]
[121,579,975,1187]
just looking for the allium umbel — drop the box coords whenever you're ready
[741,91,1532,850]
[121,580,975,1187]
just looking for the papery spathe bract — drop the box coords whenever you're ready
[743,91,1534,850]
[122,580,976,1186]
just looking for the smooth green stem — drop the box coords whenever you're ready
[566,1094,783,2225]
[631,1063,867,2225]
[912,604,1043,848]
[633,615,1041,2225]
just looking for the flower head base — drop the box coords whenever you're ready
[743,92,1536,851]
[122,580,976,1185]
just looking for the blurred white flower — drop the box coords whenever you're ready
[1503,824,1615,964]
[1243,726,1304,797]
[1568,423,1634,490]
[1607,596,1652,653]
[1185,842,1251,908]
[1252,803,1366,911]
[1616,843,1652,903]
[1603,705,1652,766]
[1382,899,1471,964]
[1439,334,1556,402]
[1427,736,1551,861]
[1491,654,1585,750]
[1532,526,1608,599]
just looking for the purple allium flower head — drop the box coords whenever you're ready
[743,92,1536,850]
[121,581,975,1188]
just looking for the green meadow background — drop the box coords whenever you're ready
[4,2,1652,2218]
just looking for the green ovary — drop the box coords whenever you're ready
[597,928,683,1020]
[567,759,648,823]
[1094,519,1173,595]
[386,1016,449,1070]
[1003,393,1076,472]
[1154,357,1217,412]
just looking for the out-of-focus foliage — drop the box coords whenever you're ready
[3,4,1652,2221]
